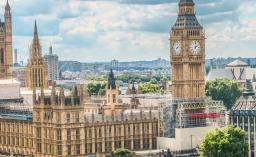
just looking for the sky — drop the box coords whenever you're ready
[1,0,256,62]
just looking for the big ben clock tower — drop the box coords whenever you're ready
[163,0,225,142]
[170,0,205,99]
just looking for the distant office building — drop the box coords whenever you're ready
[44,46,59,81]
[230,80,256,157]
[111,59,119,71]
[13,48,20,67]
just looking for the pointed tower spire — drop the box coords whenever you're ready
[107,69,116,89]
[34,20,39,40]
[5,0,10,11]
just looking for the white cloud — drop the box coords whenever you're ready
[4,0,256,62]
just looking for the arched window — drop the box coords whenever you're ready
[0,48,4,64]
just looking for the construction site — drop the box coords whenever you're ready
[157,97,226,155]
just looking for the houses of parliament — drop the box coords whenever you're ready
[0,1,161,157]
[0,0,227,156]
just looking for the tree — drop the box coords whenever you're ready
[139,83,162,94]
[86,83,106,96]
[205,78,242,109]
[150,78,158,84]
[112,148,135,157]
[200,125,248,157]
[98,88,106,96]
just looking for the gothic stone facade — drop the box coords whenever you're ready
[0,1,13,79]
[27,21,48,89]
[0,87,160,157]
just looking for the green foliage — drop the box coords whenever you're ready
[206,78,242,109]
[150,78,158,84]
[86,82,106,96]
[112,148,135,157]
[86,75,107,81]
[116,74,170,84]
[200,125,248,157]
[139,83,162,94]
[98,88,106,96]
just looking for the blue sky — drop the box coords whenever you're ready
[1,0,256,62]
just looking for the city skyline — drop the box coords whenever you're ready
[0,0,256,62]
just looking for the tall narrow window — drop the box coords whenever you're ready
[113,94,116,103]
[75,112,79,123]
[67,129,71,143]
[67,113,70,123]
[0,48,4,64]
[108,94,110,103]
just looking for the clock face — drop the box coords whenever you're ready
[173,41,181,55]
[189,40,201,55]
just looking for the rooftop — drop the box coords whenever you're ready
[173,15,202,29]
[226,59,249,67]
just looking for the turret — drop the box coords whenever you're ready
[131,83,136,95]
[4,0,11,24]
[4,0,11,39]
[3,0,12,79]
[103,69,126,115]
[27,21,48,89]
[243,79,255,97]
[178,0,195,16]
[107,69,116,89]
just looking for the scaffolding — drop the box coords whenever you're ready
[0,99,32,117]
[163,97,226,138]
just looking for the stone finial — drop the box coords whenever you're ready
[60,87,65,105]
[79,85,84,104]
[130,110,133,120]
[102,111,105,122]
[111,111,115,121]
[121,112,124,121]
[149,108,152,119]
[51,83,56,105]
[92,113,95,123]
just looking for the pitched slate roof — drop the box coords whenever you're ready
[173,15,202,29]
[226,59,249,67]
[206,69,234,81]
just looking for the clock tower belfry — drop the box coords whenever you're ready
[170,0,205,99]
